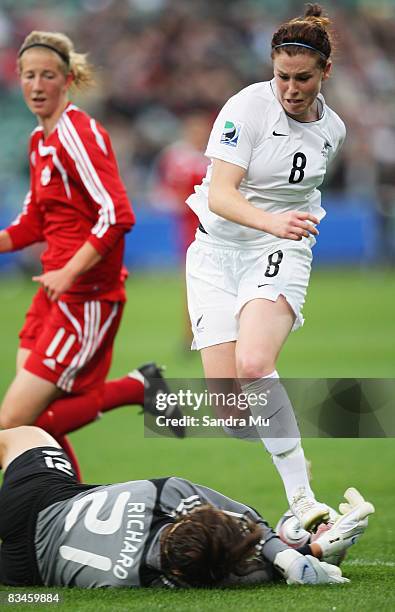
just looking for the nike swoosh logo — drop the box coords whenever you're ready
[257,283,270,288]
[301,564,310,580]
[266,406,284,420]
[273,131,288,137]
[196,315,203,327]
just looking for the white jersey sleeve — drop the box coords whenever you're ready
[205,85,270,170]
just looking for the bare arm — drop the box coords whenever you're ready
[208,159,320,241]
[0,230,14,253]
[32,241,102,301]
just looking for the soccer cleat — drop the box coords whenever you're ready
[134,362,186,438]
[290,487,330,532]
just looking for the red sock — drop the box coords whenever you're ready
[57,435,82,482]
[35,389,103,438]
[34,375,144,437]
[101,374,144,412]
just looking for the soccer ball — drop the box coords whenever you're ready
[275,508,347,566]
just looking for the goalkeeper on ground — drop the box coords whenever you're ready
[0,426,374,588]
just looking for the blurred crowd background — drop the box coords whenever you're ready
[1,0,395,268]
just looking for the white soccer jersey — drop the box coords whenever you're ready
[186,79,346,246]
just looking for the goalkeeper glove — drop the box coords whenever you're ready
[314,487,375,563]
[274,549,349,585]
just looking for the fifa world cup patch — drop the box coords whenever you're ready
[220,120,243,147]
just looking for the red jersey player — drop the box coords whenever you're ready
[0,31,184,479]
[151,108,212,348]
[152,108,212,255]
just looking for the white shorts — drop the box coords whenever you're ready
[186,235,313,350]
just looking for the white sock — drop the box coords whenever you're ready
[241,370,314,504]
[272,441,314,504]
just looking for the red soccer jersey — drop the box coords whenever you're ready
[155,142,209,253]
[6,103,135,302]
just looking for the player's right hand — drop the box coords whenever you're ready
[264,210,320,241]
[32,267,77,301]
[338,487,374,517]
[314,488,375,562]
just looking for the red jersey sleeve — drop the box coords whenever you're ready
[6,135,44,250]
[58,111,135,257]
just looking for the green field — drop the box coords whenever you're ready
[0,269,394,612]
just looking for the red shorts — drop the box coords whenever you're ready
[19,288,124,393]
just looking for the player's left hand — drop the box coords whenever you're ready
[32,268,77,301]
[314,487,375,562]
[274,549,349,585]
[304,555,350,585]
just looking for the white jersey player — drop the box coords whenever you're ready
[188,79,345,247]
[186,4,346,531]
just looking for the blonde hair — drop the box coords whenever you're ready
[18,31,95,89]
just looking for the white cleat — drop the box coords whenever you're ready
[290,487,330,532]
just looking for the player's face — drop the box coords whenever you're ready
[273,52,332,122]
[19,49,72,122]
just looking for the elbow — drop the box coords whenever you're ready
[208,184,238,215]
[118,219,135,234]
[123,214,136,232]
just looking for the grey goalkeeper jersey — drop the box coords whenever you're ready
[34,477,288,588]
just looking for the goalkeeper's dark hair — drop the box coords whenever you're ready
[161,504,262,587]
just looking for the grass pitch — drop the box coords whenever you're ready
[0,268,394,611]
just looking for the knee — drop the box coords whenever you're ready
[236,352,276,380]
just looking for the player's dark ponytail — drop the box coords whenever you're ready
[305,3,326,18]
[271,3,333,69]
